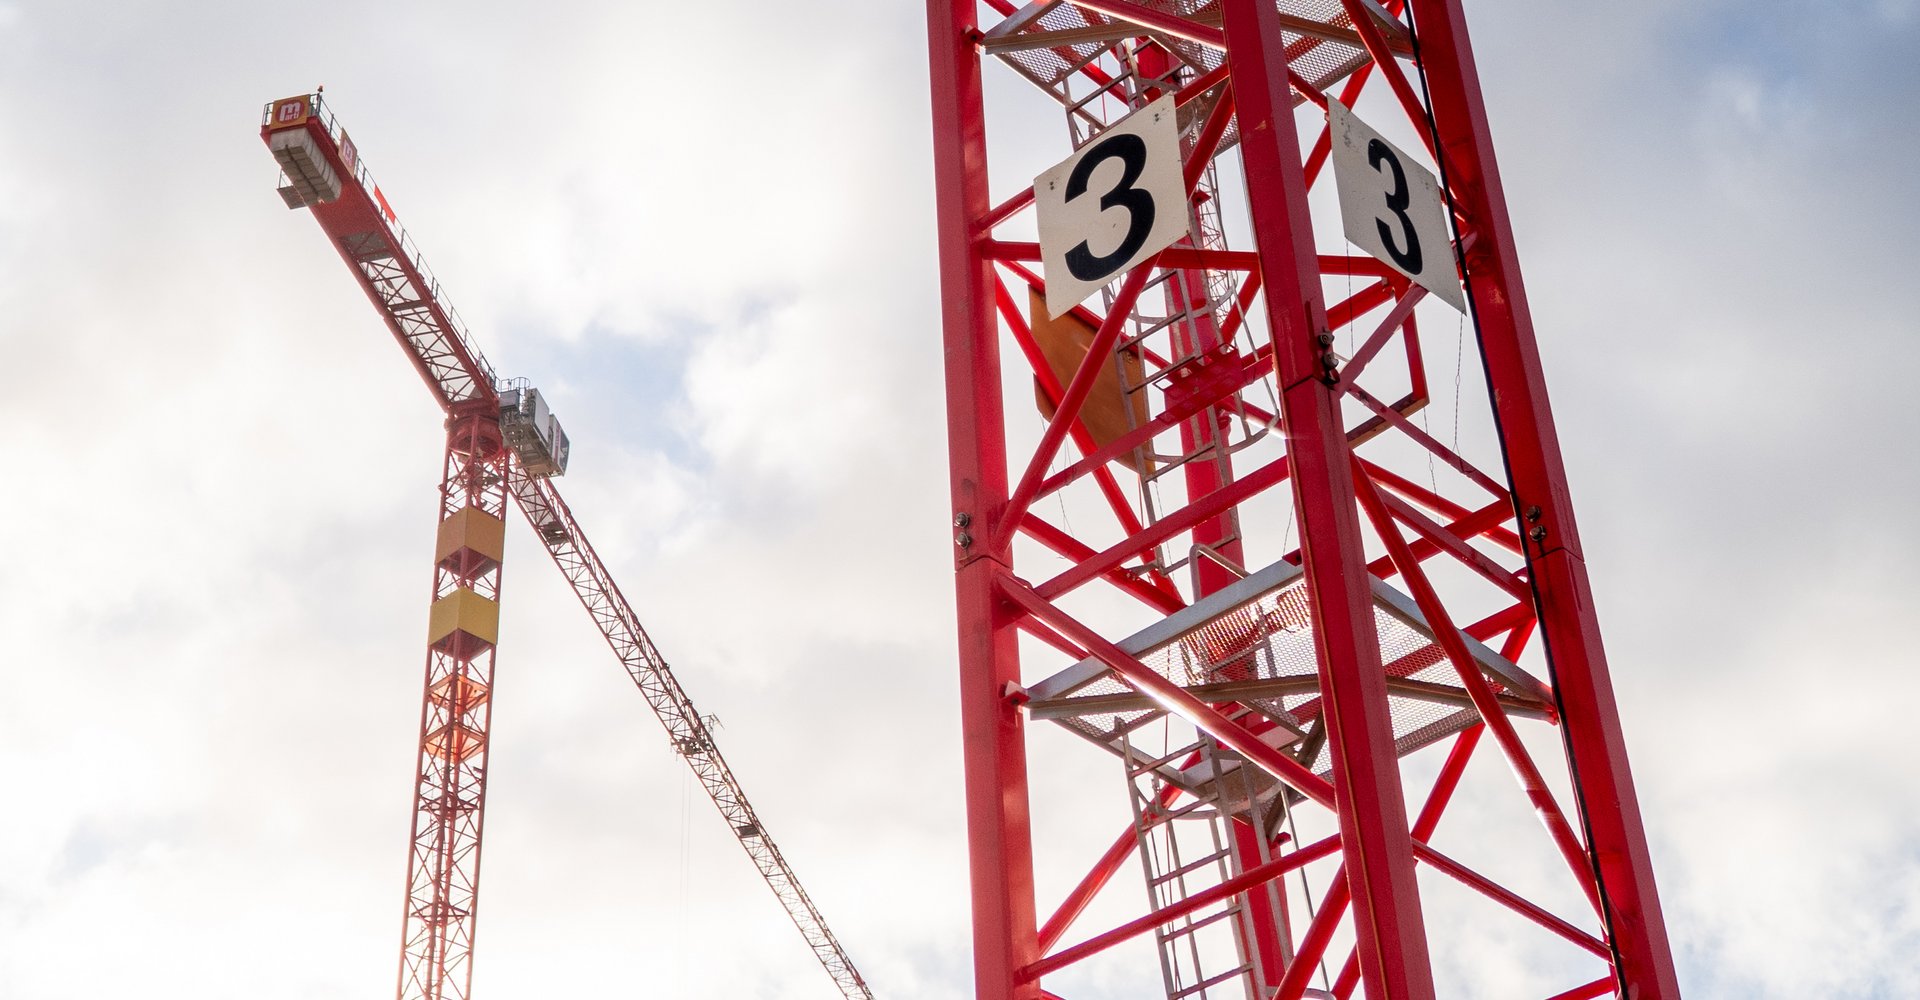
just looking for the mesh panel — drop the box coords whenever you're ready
[994,0,1370,116]
[1038,570,1540,782]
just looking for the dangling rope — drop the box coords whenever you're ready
[674,761,693,993]
[1283,798,1335,992]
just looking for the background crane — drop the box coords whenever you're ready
[259,91,872,1000]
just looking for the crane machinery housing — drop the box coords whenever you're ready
[261,91,870,1000]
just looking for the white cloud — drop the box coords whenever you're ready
[1,0,1915,998]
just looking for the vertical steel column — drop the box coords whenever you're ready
[1404,1,1681,994]
[928,4,1042,1000]
[1222,1,1436,997]
[396,401,510,1000]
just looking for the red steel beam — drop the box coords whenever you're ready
[1273,870,1351,1000]
[1353,461,1603,916]
[1032,451,1291,601]
[1409,842,1609,958]
[1023,834,1342,981]
[1373,488,1531,601]
[1071,0,1227,49]
[992,272,1174,582]
[1345,382,1509,499]
[1019,516,1184,615]
[928,3,1042,998]
[999,576,1338,806]
[1547,977,1619,1000]
[1035,785,1181,954]
[1405,0,1681,992]
[1224,1,1435,997]
[999,266,1155,541]
[1333,0,1438,159]
[1338,284,1427,387]
[1363,461,1524,554]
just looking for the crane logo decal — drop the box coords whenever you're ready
[269,96,310,130]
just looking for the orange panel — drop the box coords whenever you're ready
[266,95,311,131]
[435,505,506,573]
[1027,290,1153,475]
[427,587,499,653]
[423,722,485,762]
[429,674,491,714]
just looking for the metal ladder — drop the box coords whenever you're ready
[1047,33,1302,1000]
[1123,728,1297,1000]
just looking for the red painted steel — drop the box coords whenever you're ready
[925,1,1680,997]
[927,2,1042,993]
[1027,835,1341,979]
[396,404,508,1000]
[1225,1,1435,994]
[1401,0,1682,992]
[1351,461,1603,916]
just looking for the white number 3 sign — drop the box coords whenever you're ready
[1035,95,1190,319]
[1328,99,1466,313]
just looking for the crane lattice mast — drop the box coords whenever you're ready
[260,92,872,1000]
[925,1,1681,998]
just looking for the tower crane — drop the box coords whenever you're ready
[260,92,872,1000]
[924,2,1680,998]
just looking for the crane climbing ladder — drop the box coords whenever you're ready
[262,91,871,1000]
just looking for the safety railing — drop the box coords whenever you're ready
[262,93,499,392]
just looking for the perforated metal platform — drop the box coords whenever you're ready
[981,0,1384,144]
[1025,557,1553,799]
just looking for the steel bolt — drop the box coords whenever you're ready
[1317,332,1335,347]
[1528,525,1548,541]
[1320,353,1340,369]
[954,512,972,528]
[1524,505,1543,523]
[956,532,974,548]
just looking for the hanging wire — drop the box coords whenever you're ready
[1053,408,1076,550]
[1452,309,1466,456]
[1400,0,1631,981]
[674,760,693,994]
[1343,237,1357,355]
[1419,375,1440,496]
[1284,797,1335,991]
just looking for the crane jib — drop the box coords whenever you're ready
[261,93,496,410]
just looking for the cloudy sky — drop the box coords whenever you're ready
[1,1,1916,998]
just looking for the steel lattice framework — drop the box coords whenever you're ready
[398,403,509,1000]
[260,94,871,1000]
[925,1,1680,998]
[508,473,871,999]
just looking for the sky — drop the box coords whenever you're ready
[1,1,1917,998]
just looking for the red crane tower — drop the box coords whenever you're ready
[926,1,1679,998]
[260,93,871,1000]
